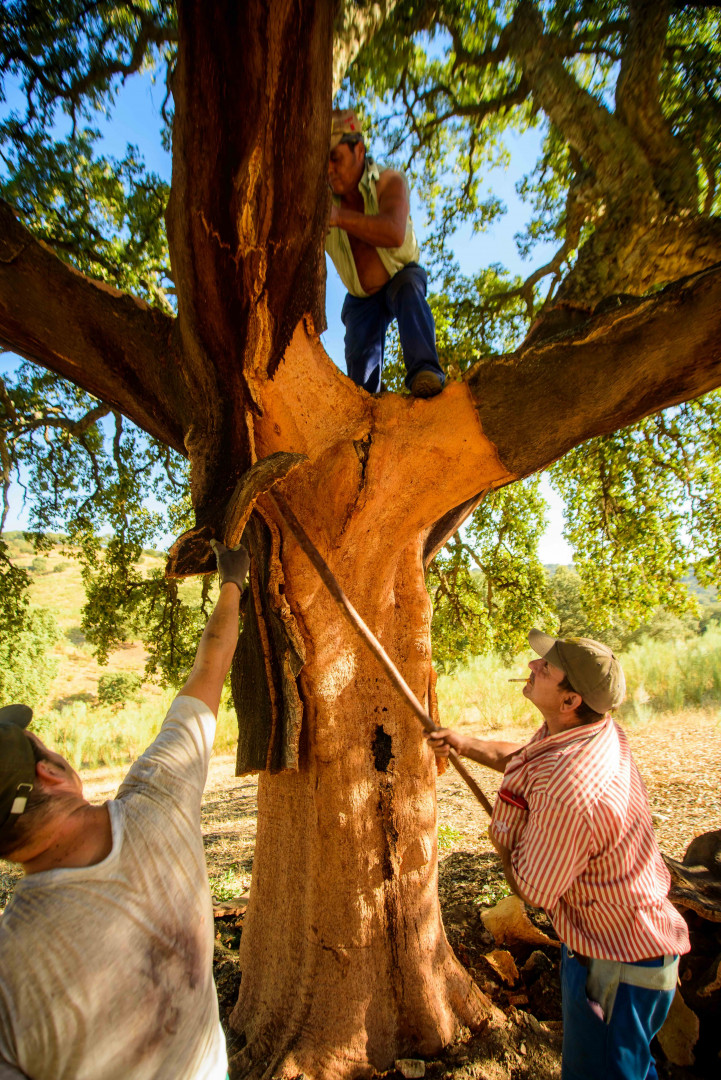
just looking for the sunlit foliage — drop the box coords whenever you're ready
[1,1,720,684]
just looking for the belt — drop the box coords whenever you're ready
[567,950,679,1008]
[569,951,672,970]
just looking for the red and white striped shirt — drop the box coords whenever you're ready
[489,716,690,962]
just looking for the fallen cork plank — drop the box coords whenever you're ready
[213,900,248,919]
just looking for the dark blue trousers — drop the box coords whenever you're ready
[340,263,445,393]
[561,947,676,1080]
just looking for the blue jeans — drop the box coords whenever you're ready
[340,263,445,392]
[561,946,676,1080]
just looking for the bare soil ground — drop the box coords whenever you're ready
[1,709,719,1078]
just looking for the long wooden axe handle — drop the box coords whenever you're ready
[268,491,494,818]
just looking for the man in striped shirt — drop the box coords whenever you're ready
[429,630,690,1080]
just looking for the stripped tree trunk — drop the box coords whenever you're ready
[229,338,508,1076]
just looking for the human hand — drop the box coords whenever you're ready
[209,539,250,592]
[426,727,467,759]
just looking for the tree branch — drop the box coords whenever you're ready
[333,0,403,95]
[4,7,177,120]
[615,0,698,209]
[467,263,721,480]
[15,402,111,436]
[505,1,659,203]
[0,199,185,453]
[65,14,177,107]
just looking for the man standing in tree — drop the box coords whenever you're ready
[429,631,690,1080]
[0,540,249,1080]
[326,108,446,398]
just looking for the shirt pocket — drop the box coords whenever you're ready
[490,788,529,850]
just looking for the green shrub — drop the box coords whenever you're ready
[33,691,238,771]
[30,556,49,574]
[0,607,58,706]
[97,672,143,707]
[618,628,721,719]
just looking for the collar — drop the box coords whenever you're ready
[517,714,610,766]
[358,156,380,193]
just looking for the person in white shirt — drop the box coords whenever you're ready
[0,539,249,1080]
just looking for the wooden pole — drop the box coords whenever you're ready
[269,492,494,817]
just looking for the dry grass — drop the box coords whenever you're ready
[15,546,221,760]
[19,547,164,709]
[3,708,717,914]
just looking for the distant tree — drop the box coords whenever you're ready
[548,565,591,638]
[97,670,143,708]
[428,480,555,669]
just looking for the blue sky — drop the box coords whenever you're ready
[1,68,572,562]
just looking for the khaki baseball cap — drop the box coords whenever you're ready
[528,630,626,714]
[330,108,363,150]
[0,704,36,833]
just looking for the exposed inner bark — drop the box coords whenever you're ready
[225,328,507,1076]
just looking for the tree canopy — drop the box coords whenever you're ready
[352,0,721,650]
[1,0,720,682]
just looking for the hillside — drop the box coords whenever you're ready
[5,532,164,709]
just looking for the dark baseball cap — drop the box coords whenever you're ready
[528,630,626,714]
[0,704,36,832]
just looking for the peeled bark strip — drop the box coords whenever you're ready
[232,508,306,775]
[222,452,307,549]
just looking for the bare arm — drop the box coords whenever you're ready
[179,583,243,716]
[179,541,249,715]
[427,728,523,773]
[329,171,409,249]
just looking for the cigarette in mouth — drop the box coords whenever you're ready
[508,678,527,682]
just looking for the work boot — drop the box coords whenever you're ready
[410,371,443,399]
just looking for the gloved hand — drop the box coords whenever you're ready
[209,539,250,592]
